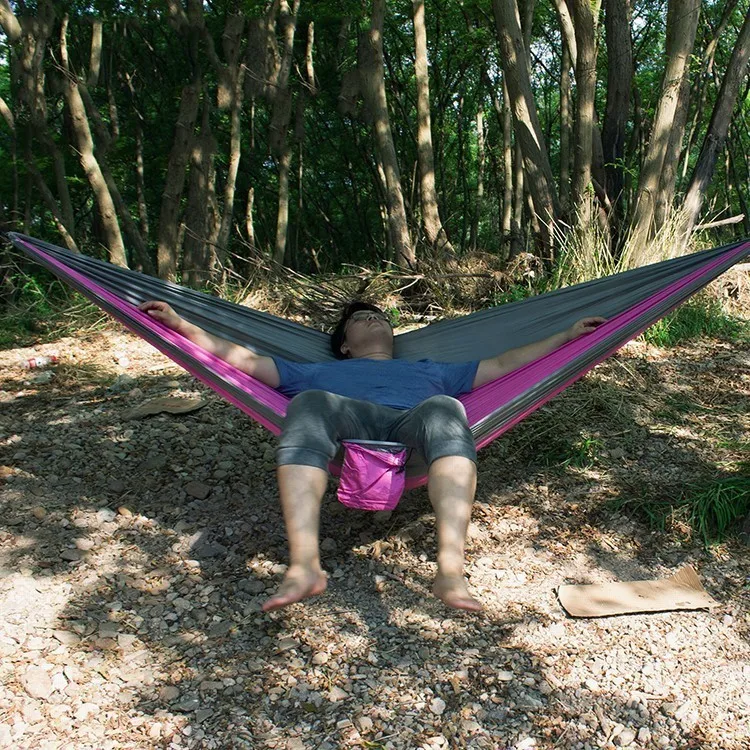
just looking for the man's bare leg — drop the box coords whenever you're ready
[262,464,329,612]
[428,455,482,611]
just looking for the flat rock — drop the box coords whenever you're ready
[20,666,53,699]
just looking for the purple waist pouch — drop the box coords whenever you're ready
[337,440,410,511]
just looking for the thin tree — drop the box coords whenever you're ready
[412,0,454,255]
[682,8,750,235]
[629,0,701,251]
[360,0,414,267]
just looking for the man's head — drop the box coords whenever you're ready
[331,301,394,359]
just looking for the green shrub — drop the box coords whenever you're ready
[642,297,748,347]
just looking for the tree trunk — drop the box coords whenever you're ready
[601,0,632,224]
[502,79,514,252]
[60,15,127,267]
[183,99,218,287]
[216,13,246,267]
[629,0,700,250]
[360,0,414,267]
[560,39,572,213]
[566,0,602,227]
[492,0,560,250]
[682,8,750,235]
[87,18,103,88]
[471,102,485,251]
[412,0,454,255]
[157,82,201,280]
[134,117,149,239]
[246,187,256,250]
[653,66,691,230]
[272,0,299,266]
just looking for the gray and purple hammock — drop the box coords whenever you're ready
[9,232,749,505]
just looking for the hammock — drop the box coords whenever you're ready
[9,232,749,490]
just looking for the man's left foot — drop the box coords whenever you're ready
[433,573,483,611]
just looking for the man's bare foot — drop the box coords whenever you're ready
[262,566,328,612]
[433,573,483,611]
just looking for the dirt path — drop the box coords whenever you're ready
[0,325,749,750]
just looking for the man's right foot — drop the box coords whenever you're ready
[433,572,483,611]
[261,566,328,612]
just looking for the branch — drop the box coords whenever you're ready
[0,0,22,45]
[694,214,745,230]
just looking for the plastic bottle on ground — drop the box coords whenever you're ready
[20,354,59,369]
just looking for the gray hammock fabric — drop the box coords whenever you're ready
[9,232,749,484]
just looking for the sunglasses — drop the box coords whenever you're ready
[347,310,390,323]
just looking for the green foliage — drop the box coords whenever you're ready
[641,297,749,347]
[687,476,750,545]
[612,471,750,545]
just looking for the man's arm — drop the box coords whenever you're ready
[138,301,281,388]
[472,316,606,389]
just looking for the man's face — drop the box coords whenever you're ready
[342,310,393,355]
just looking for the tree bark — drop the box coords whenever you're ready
[471,102,485,251]
[87,19,103,88]
[492,0,560,250]
[183,99,218,287]
[216,13,246,266]
[559,38,572,213]
[682,8,750,235]
[157,82,201,280]
[412,0,454,255]
[565,0,602,227]
[60,14,127,267]
[360,0,414,267]
[272,0,299,266]
[629,0,700,250]
[601,0,632,221]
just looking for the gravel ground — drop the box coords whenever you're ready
[0,326,749,750]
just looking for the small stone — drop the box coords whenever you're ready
[514,738,536,750]
[320,537,337,552]
[240,579,266,594]
[184,481,211,500]
[31,506,46,520]
[175,695,200,712]
[637,727,652,744]
[430,697,447,715]
[614,728,636,746]
[496,671,514,681]
[74,538,95,551]
[21,667,53,700]
[584,678,599,691]
[50,672,68,692]
[195,709,213,723]
[75,703,100,721]
[117,506,133,517]
[312,652,330,665]
[21,703,43,724]
[60,549,83,562]
[52,630,80,646]
[275,637,299,652]
[108,478,126,493]
[159,686,180,702]
[96,508,117,523]
[355,716,373,733]
[661,701,678,717]
[327,686,348,702]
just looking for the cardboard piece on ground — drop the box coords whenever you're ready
[125,396,208,419]
[557,565,718,618]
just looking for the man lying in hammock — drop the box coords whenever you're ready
[139,299,604,612]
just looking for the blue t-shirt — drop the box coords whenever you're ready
[273,357,479,410]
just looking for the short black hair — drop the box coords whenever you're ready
[330,300,385,358]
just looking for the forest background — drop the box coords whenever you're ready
[0,0,749,307]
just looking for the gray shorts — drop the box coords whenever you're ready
[277,390,477,471]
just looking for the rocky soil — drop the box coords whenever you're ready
[0,324,749,750]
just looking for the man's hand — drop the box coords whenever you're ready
[567,316,607,341]
[139,301,184,332]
